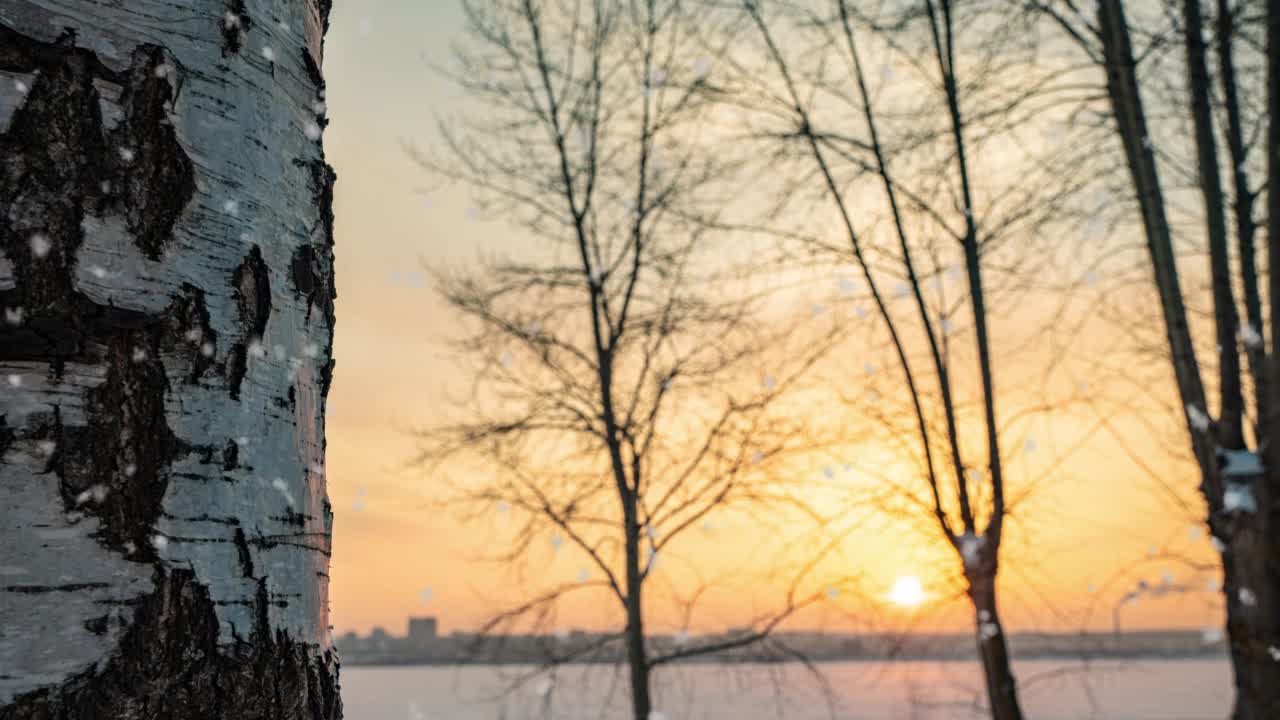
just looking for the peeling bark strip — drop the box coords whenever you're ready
[0,1,340,717]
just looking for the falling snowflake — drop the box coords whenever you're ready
[1187,525,1202,541]
[352,500,366,512]
[978,609,991,622]
[577,568,590,582]
[4,307,23,326]
[811,303,826,317]
[236,435,250,446]
[153,63,172,79]
[200,342,215,358]
[533,677,553,698]
[550,534,563,552]
[762,374,776,390]
[248,339,266,358]
[826,586,839,599]
[223,199,240,216]
[37,440,56,457]
[151,535,168,551]
[75,485,109,505]
[1269,646,1280,662]
[6,374,20,388]
[1186,404,1211,431]
[223,12,241,29]
[893,282,910,298]
[1024,438,1037,454]
[303,342,321,358]
[304,121,322,140]
[1240,323,1263,349]
[879,64,895,81]
[1224,484,1258,514]
[261,46,276,62]
[420,586,433,604]
[751,450,764,464]
[124,463,137,477]
[15,79,28,94]
[1140,135,1153,150]
[271,477,296,507]
[118,147,135,163]
[822,466,834,479]
[1201,627,1223,644]
[1239,588,1257,606]
[675,630,690,646]
[979,622,1000,641]
[500,351,513,367]
[693,57,711,79]
[496,500,508,513]
[1211,536,1226,553]
[863,363,875,376]
[650,712,670,720]
[29,233,51,258]
[959,533,985,568]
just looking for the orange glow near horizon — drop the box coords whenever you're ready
[319,2,1225,641]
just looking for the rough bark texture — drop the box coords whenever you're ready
[0,1,340,717]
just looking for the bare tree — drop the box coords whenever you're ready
[1,2,339,718]
[411,2,853,718]
[1041,0,1280,715]
[720,1,1103,717]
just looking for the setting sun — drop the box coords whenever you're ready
[888,576,926,607]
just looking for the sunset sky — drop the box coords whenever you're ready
[321,0,1224,639]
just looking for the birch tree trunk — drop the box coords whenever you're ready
[0,2,340,717]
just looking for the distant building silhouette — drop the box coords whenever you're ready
[408,617,438,649]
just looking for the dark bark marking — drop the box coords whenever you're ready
[111,46,195,260]
[0,568,342,720]
[227,245,271,400]
[222,439,239,470]
[233,527,256,578]
[55,336,180,558]
[168,283,218,383]
[1,583,110,594]
[289,159,337,330]
[221,0,252,56]
[0,27,196,361]
[83,615,110,636]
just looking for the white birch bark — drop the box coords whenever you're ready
[0,1,340,716]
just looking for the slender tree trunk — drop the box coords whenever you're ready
[965,549,1023,720]
[1182,0,1244,448]
[623,507,652,720]
[1097,1,1279,716]
[0,2,340,718]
